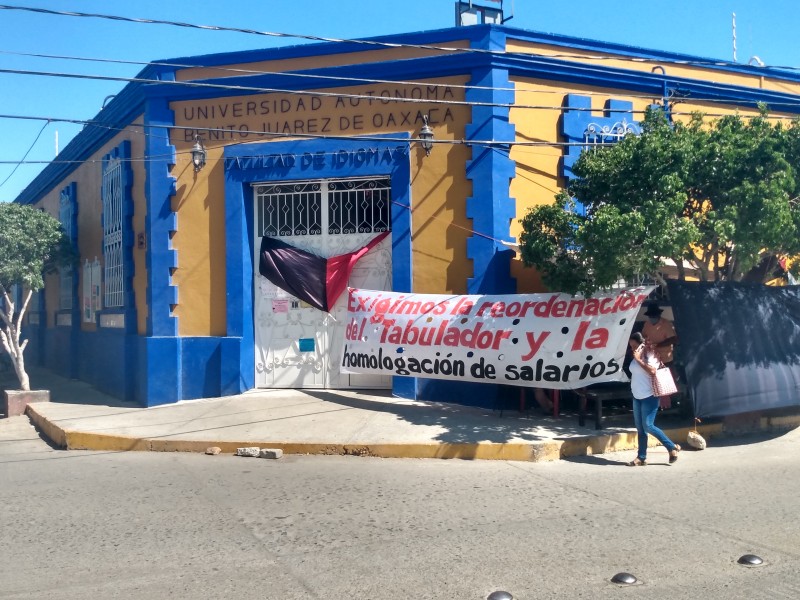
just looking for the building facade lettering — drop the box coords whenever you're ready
[225,145,408,172]
[178,85,459,142]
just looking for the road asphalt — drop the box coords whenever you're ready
[4,366,799,462]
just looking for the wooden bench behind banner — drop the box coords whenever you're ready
[577,383,633,430]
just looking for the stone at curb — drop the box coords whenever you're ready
[3,389,50,418]
[686,431,706,450]
[236,447,261,457]
[259,448,283,459]
[205,446,222,455]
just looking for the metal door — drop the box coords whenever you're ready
[253,178,392,389]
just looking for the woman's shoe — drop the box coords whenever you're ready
[669,444,681,463]
[627,457,646,467]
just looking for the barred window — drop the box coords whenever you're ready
[82,258,102,323]
[254,178,391,238]
[102,157,124,308]
[254,182,323,237]
[582,119,640,148]
[328,178,391,235]
[29,290,40,312]
[59,186,76,311]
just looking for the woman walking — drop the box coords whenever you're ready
[627,332,681,466]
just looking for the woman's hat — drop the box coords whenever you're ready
[643,303,664,317]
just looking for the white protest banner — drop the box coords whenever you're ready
[340,287,655,389]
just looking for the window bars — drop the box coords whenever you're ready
[102,158,124,308]
[254,177,392,238]
[58,188,74,311]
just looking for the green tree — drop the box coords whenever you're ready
[519,107,800,295]
[0,203,75,390]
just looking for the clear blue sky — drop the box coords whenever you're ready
[1,0,798,201]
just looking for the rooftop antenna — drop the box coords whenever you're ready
[55,130,59,157]
[732,12,737,62]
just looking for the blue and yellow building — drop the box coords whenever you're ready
[15,23,800,406]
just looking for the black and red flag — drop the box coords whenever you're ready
[258,232,389,312]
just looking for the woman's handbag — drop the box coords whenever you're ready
[651,364,678,397]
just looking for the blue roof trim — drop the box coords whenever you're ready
[141,52,483,102]
[157,27,489,67]
[160,23,800,85]
[498,25,800,82]
[146,49,800,120]
[494,53,800,113]
[14,64,171,206]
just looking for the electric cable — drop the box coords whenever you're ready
[5,65,800,116]
[0,119,49,189]
[4,48,794,106]
[1,4,799,73]
[2,103,799,171]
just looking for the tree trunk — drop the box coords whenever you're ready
[675,258,686,280]
[0,287,31,391]
[13,359,30,392]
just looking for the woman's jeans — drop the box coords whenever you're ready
[632,395,677,460]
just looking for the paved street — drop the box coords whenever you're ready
[1,416,798,599]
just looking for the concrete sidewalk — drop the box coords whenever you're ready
[9,366,800,462]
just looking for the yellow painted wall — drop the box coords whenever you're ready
[506,40,800,98]
[170,77,472,336]
[175,43,469,82]
[33,117,149,333]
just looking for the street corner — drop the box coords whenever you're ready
[24,403,66,449]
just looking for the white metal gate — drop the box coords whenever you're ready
[253,177,392,389]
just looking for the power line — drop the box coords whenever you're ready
[0,4,483,54]
[3,103,800,171]
[0,49,519,96]
[3,48,781,105]
[0,119,49,189]
[1,4,800,74]
[5,65,800,116]
[0,65,578,111]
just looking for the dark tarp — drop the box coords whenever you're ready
[667,280,800,417]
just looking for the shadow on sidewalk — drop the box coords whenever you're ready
[20,366,139,409]
[302,388,640,446]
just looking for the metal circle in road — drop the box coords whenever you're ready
[487,591,513,600]
[611,572,638,585]
[738,554,764,566]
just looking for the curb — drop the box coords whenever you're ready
[25,404,800,462]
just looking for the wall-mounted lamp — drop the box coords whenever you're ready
[418,115,434,156]
[191,135,207,172]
